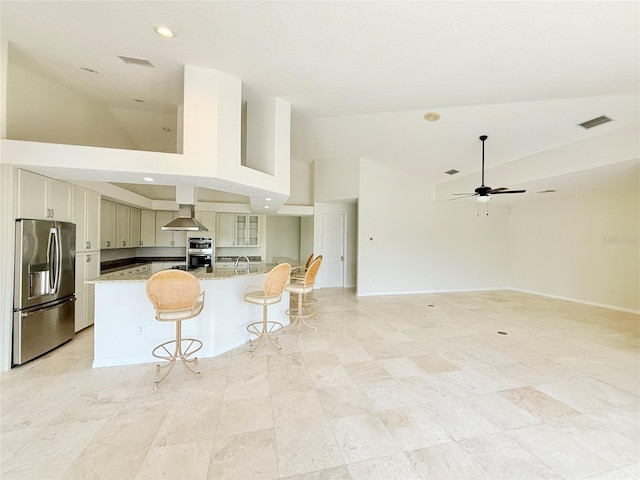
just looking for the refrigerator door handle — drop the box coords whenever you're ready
[47,227,62,294]
[53,227,62,294]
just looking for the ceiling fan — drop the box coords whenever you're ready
[451,135,526,202]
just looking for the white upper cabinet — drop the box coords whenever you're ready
[155,211,186,247]
[115,203,131,248]
[216,213,236,247]
[216,213,262,247]
[130,207,141,247]
[17,169,72,222]
[140,209,156,247]
[100,199,116,249]
[195,211,216,234]
[72,187,100,252]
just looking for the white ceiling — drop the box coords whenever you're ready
[2,1,639,200]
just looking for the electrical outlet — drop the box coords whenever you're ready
[137,325,144,334]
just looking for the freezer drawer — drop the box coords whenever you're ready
[13,296,75,365]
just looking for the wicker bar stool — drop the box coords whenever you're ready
[146,270,204,390]
[286,256,322,336]
[245,263,291,357]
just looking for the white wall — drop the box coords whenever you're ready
[357,158,509,296]
[265,216,301,263]
[6,63,136,149]
[314,157,359,201]
[509,188,640,312]
[287,159,313,205]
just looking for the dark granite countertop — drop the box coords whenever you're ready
[100,257,186,273]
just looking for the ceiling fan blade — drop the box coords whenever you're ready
[489,187,508,193]
[449,194,478,201]
[491,189,526,194]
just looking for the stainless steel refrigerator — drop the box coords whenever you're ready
[13,219,76,365]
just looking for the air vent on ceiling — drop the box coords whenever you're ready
[578,115,613,129]
[445,169,459,175]
[117,55,155,67]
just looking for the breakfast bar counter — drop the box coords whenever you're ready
[91,265,290,368]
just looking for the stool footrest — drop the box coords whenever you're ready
[246,320,284,357]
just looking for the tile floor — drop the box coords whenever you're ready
[1,289,639,479]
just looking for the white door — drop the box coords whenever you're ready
[320,213,345,288]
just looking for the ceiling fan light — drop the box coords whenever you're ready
[477,195,490,203]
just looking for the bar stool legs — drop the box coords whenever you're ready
[152,320,203,391]
[246,304,283,357]
[286,289,318,337]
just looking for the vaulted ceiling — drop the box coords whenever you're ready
[2,1,639,201]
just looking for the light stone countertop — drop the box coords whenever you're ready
[92,264,278,283]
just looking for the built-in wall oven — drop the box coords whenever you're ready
[187,237,213,270]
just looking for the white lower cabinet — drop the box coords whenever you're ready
[75,252,100,332]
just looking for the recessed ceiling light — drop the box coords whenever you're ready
[264,205,270,209]
[154,25,176,38]
[423,112,441,122]
[162,127,171,132]
[80,67,98,73]
[143,177,154,182]
[265,197,272,201]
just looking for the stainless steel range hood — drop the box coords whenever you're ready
[161,186,208,231]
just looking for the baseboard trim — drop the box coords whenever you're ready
[508,288,640,315]
[356,287,505,298]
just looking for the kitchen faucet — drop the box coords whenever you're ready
[234,255,250,268]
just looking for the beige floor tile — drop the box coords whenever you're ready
[151,401,221,446]
[551,414,640,467]
[499,386,581,422]
[209,429,279,480]
[507,423,615,479]
[347,453,421,480]
[216,395,273,437]
[2,289,637,479]
[358,378,417,411]
[329,413,401,464]
[378,357,424,378]
[333,346,374,364]
[310,364,357,389]
[315,384,371,420]
[537,376,638,413]
[135,439,213,480]
[271,390,326,428]
[275,418,344,477]
[223,369,270,401]
[423,399,500,441]
[378,405,451,451]
[408,353,460,374]
[343,361,392,384]
[407,441,490,480]
[461,392,542,430]
[279,465,351,480]
[460,432,562,479]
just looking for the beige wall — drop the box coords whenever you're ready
[6,62,136,149]
[508,188,640,312]
[357,157,510,296]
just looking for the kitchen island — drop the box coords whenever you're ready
[90,265,290,368]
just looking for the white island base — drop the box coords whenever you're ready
[93,272,290,368]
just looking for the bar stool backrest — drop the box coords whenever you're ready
[264,263,292,296]
[303,256,322,287]
[146,270,201,316]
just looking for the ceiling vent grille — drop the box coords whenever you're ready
[445,169,459,175]
[578,115,613,129]
[117,55,155,67]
